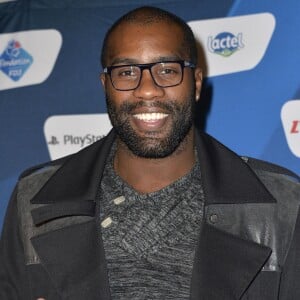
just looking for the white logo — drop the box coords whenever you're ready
[188,13,275,76]
[0,29,62,90]
[44,114,112,160]
[281,100,300,158]
[207,32,244,57]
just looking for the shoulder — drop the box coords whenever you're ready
[241,156,300,199]
[15,155,74,206]
[18,130,115,182]
[242,156,300,213]
[19,153,72,180]
[242,157,300,269]
[242,156,300,183]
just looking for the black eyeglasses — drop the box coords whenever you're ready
[103,60,195,91]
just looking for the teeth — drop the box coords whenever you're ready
[133,113,168,121]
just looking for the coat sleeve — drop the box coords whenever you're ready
[0,185,31,299]
[279,207,300,299]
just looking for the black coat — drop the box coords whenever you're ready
[1,129,300,300]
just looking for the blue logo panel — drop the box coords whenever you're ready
[0,40,33,81]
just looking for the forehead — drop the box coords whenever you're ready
[105,21,186,65]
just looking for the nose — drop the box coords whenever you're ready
[133,69,164,99]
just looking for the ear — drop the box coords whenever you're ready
[100,73,106,91]
[194,67,202,102]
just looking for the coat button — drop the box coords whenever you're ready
[113,195,125,205]
[101,217,113,228]
[209,213,218,224]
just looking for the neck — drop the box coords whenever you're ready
[114,128,196,194]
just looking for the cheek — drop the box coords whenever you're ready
[106,86,132,107]
[170,82,194,102]
[174,71,195,99]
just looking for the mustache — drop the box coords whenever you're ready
[118,100,176,114]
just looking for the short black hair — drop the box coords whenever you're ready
[100,6,198,67]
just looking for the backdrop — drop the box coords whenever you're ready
[1,0,299,229]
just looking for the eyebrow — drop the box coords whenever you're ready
[109,55,183,66]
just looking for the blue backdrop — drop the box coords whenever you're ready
[0,0,299,229]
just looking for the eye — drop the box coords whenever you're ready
[156,63,181,77]
[160,68,177,75]
[119,70,134,77]
[116,66,138,78]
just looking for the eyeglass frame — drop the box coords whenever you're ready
[102,60,196,91]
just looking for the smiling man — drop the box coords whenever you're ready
[1,6,300,300]
[100,10,202,194]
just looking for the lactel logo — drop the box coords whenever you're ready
[207,32,244,57]
[44,114,112,160]
[188,13,275,76]
[0,29,62,90]
[281,100,300,158]
[0,40,33,81]
[290,121,300,134]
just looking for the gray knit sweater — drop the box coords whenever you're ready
[100,150,204,299]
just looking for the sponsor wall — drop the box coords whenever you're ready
[0,0,299,228]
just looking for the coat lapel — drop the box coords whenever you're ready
[31,220,111,300]
[190,223,271,300]
[190,131,276,299]
[29,130,117,299]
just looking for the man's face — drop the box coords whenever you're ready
[101,21,202,158]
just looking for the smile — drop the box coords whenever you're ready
[133,112,168,121]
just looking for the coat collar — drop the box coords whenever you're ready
[30,129,275,299]
[31,129,116,204]
[32,129,275,206]
[195,130,276,205]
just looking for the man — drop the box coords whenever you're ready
[1,6,300,300]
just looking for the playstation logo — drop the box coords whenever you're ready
[48,136,59,145]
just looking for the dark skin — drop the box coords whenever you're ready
[101,21,202,194]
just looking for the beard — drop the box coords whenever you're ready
[106,93,195,159]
